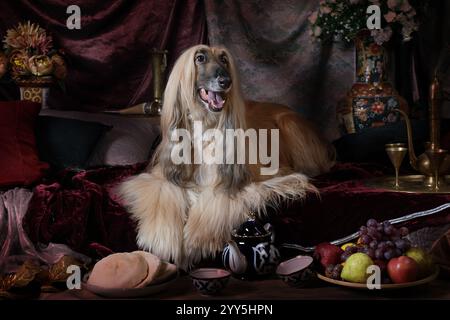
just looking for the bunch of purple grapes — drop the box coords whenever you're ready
[325,264,343,280]
[341,219,411,262]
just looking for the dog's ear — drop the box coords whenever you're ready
[215,47,247,132]
[160,45,203,134]
[161,68,186,135]
[161,90,186,134]
[152,46,202,184]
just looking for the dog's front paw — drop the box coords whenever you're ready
[118,171,188,265]
[182,225,225,268]
[182,190,248,267]
[135,215,184,264]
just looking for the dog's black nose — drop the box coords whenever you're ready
[218,76,231,89]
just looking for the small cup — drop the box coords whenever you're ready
[190,268,231,295]
[276,255,316,287]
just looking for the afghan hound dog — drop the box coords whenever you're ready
[119,45,335,269]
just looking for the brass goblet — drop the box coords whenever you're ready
[385,143,407,149]
[425,149,448,191]
[386,145,408,188]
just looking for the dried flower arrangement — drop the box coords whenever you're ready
[1,21,66,83]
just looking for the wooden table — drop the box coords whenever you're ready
[40,276,450,300]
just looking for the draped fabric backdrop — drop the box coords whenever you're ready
[205,0,354,140]
[205,0,450,140]
[0,0,207,111]
[0,1,448,140]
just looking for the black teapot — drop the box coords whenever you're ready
[222,216,280,279]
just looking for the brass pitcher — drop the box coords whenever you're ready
[396,76,450,187]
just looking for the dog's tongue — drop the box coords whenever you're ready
[207,90,224,110]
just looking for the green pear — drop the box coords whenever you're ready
[341,253,374,283]
[405,247,434,277]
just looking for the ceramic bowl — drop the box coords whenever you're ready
[276,255,316,287]
[190,268,231,295]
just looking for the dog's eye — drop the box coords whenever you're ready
[195,54,206,64]
[220,55,228,65]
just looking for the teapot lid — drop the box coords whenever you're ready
[232,216,270,238]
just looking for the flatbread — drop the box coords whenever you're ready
[132,251,162,288]
[88,252,148,289]
[150,262,177,285]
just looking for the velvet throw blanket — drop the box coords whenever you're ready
[22,163,450,262]
[23,164,146,259]
[0,188,89,273]
[0,0,207,110]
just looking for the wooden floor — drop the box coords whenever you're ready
[40,276,450,300]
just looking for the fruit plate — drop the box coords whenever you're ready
[317,267,439,290]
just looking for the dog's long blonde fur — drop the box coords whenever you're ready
[119,45,334,269]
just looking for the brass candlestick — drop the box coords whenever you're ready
[145,49,168,115]
[104,49,168,116]
[425,149,448,191]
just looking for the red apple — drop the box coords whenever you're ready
[314,242,343,269]
[387,256,419,284]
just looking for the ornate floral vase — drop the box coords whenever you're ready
[338,30,409,134]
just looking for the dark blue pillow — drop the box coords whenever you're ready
[36,116,111,170]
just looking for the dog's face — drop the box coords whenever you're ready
[194,48,232,113]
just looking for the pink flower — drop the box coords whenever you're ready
[371,26,393,45]
[313,26,322,37]
[320,6,332,14]
[400,0,412,12]
[407,8,416,18]
[396,13,407,24]
[387,0,400,9]
[308,11,318,24]
[384,11,397,23]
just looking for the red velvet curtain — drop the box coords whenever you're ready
[0,0,207,111]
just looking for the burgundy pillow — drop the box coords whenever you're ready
[0,101,49,187]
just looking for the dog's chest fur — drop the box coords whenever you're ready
[192,126,221,188]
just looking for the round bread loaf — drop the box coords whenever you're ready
[88,252,148,289]
[133,251,162,288]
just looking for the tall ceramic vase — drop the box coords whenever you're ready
[338,30,409,134]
